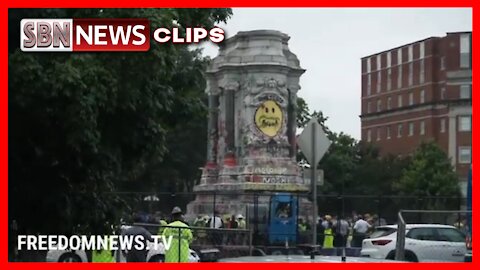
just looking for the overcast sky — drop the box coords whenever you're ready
[201,8,472,139]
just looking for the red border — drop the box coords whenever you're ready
[1,1,476,270]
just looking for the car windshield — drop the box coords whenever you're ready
[369,227,396,238]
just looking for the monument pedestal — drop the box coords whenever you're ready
[186,30,310,222]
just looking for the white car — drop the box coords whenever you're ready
[115,225,200,263]
[361,224,466,262]
[46,242,200,263]
[46,249,88,262]
[114,241,200,263]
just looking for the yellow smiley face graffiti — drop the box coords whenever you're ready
[254,100,283,137]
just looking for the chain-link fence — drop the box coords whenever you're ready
[133,223,252,261]
[392,210,471,262]
[9,192,466,262]
[114,192,465,258]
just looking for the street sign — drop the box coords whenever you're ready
[298,118,331,166]
[303,168,324,186]
[297,117,331,250]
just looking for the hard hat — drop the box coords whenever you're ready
[237,214,244,219]
[171,206,182,215]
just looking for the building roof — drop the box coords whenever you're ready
[361,31,472,60]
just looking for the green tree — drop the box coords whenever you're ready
[9,8,232,236]
[296,97,310,128]
[394,142,461,210]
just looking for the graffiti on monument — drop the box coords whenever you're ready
[254,100,283,137]
[262,176,288,184]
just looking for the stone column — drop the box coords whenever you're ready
[206,94,219,167]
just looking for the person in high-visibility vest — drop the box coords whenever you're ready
[162,207,193,263]
[322,215,334,249]
[92,237,114,263]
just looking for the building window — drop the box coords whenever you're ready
[408,62,413,86]
[458,146,471,164]
[460,34,471,68]
[440,57,445,70]
[440,118,446,133]
[377,99,382,112]
[419,59,425,84]
[460,85,471,99]
[459,116,471,132]
[387,51,391,68]
[409,92,414,106]
[367,129,372,142]
[398,94,403,108]
[367,74,372,96]
[376,128,381,141]
[408,45,413,62]
[387,68,392,91]
[441,87,446,100]
[397,123,403,138]
[377,71,382,93]
[420,89,425,103]
[408,122,414,136]
[397,48,402,64]
[367,101,371,113]
[386,126,391,139]
[420,120,425,135]
[387,97,392,110]
[367,57,371,73]
[377,54,382,70]
[397,65,402,89]
[419,41,425,58]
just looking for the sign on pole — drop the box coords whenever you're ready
[297,117,331,251]
[298,118,331,165]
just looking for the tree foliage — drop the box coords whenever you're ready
[296,104,459,212]
[9,8,232,235]
[394,142,461,209]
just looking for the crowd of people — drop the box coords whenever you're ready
[297,212,387,249]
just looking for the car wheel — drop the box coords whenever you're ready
[148,254,165,262]
[58,252,83,262]
[386,251,396,260]
[404,251,418,262]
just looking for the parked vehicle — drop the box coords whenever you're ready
[218,254,404,263]
[46,249,88,262]
[361,224,466,262]
[115,225,200,263]
[465,165,472,262]
[46,225,200,263]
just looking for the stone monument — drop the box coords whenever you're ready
[187,30,311,219]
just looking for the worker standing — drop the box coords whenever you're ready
[322,215,334,249]
[162,207,193,263]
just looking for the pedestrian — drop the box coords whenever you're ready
[352,214,371,248]
[207,210,223,245]
[298,218,307,244]
[316,216,325,246]
[237,214,246,229]
[208,210,223,229]
[122,214,153,262]
[162,207,193,263]
[322,215,334,249]
[226,215,238,244]
[333,215,349,252]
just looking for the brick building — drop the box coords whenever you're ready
[360,32,472,192]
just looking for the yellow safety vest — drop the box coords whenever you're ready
[162,221,193,263]
[92,238,114,263]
